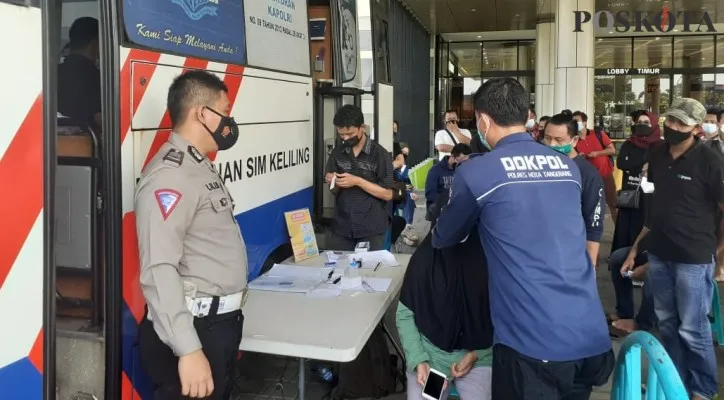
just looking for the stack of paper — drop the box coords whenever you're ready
[355,250,399,269]
[248,264,328,294]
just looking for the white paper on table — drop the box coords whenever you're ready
[355,250,399,268]
[306,288,342,298]
[364,278,392,292]
[248,263,329,293]
[326,251,342,263]
[266,263,329,279]
[339,277,392,292]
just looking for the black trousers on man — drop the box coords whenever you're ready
[492,344,615,400]
[139,310,244,400]
[327,231,387,251]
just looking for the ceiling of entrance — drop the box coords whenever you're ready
[399,0,723,34]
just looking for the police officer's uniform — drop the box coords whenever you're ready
[135,132,248,400]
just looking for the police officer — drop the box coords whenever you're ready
[135,70,248,399]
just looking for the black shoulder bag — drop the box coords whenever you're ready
[616,173,642,210]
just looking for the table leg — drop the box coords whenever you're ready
[381,320,406,365]
[298,357,306,400]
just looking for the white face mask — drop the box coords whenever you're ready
[525,119,535,129]
[702,123,718,136]
[577,121,585,132]
[640,176,655,194]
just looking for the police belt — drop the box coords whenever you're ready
[147,289,248,321]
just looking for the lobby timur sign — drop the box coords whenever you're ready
[574,6,717,33]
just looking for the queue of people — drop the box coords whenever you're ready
[402,83,724,399]
[128,56,724,399]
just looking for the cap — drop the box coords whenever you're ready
[68,17,99,47]
[665,98,707,126]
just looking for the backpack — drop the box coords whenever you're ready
[330,325,402,399]
[592,128,614,167]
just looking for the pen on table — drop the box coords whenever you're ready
[327,270,334,280]
[332,277,341,284]
[373,262,381,272]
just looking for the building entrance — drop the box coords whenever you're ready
[594,73,671,140]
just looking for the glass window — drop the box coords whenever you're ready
[714,75,724,106]
[633,37,671,68]
[717,36,724,68]
[674,36,714,68]
[672,73,719,108]
[518,41,535,71]
[449,42,482,77]
[482,41,518,71]
[595,38,632,69]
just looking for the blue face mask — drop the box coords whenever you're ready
[577,121,585,132]
[549,143,573,155]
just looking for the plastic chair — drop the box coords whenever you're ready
[610,331,688,399]
[712,283,724,346]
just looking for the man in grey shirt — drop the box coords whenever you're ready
[135,70,248,399]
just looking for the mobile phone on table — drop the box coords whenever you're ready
[422,367,446,400]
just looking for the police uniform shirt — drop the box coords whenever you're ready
[324,135,393,239]
[432,133,611,362]
[647,139,724,264]
[134,133,248,356]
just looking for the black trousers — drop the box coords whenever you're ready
[139,310,244,400]
[326,231,387,251]
[492,344,615,400]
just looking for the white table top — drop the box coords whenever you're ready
[239,253,411,362]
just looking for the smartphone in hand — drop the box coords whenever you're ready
[422,368,447,400]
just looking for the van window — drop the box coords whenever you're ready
[121,0,247,64]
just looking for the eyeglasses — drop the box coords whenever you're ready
[446,120,458,125]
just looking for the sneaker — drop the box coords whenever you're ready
[402,226,419,242]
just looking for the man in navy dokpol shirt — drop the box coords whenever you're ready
[433,78,614,399]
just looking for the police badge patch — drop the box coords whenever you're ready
[188,145,205,163]
[154,189,183,221]
[171,0,218,21]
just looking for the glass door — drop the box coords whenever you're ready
[595,74,670,142]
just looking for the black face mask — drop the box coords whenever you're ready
[342,135,360,149]
[202,107,238,151]
[663,126,692,145]
[633,124,653,137]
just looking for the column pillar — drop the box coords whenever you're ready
[554,0,595,125]
[518,42,534,99]
[645,45,662,114]
[535,0,556,117]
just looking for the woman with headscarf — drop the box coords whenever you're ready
[607,111,661,335]
[396,188,493,400]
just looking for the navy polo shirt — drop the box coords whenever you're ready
[432,133,611,362]
[573,155,606,242]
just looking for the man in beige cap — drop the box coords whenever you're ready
[621,98,724,399]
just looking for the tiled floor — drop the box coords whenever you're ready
[231,198,724,399]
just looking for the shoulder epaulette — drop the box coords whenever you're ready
[162,149,184,167]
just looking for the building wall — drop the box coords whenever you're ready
[358,0,431,166]
[389,0,432,166]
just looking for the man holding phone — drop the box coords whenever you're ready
[324,105,395,251]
